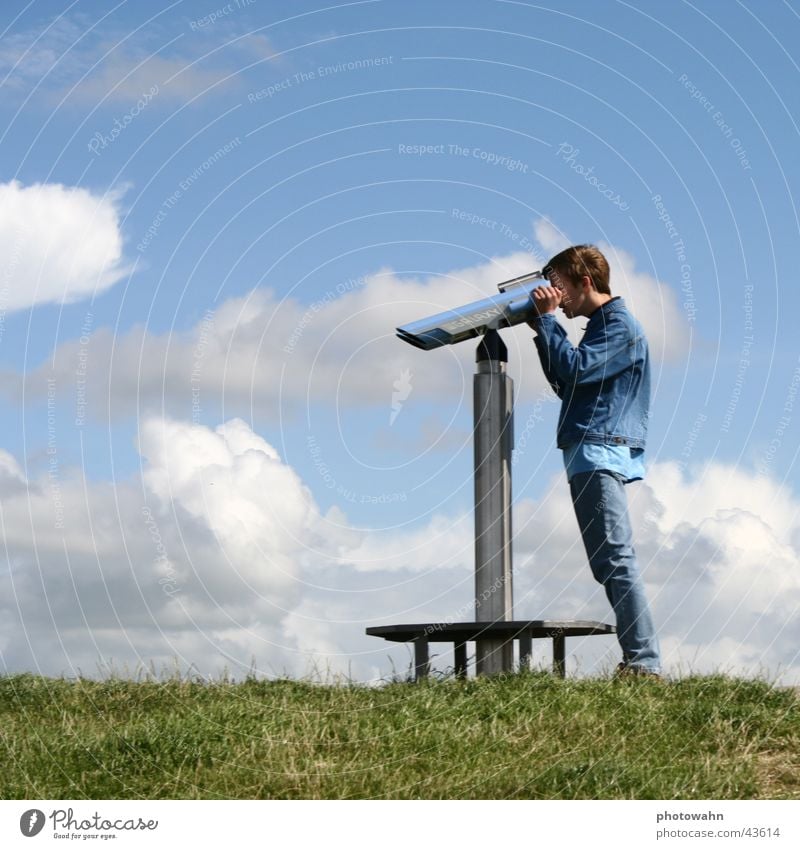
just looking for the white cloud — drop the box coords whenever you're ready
[138,417,315,602]
[0,418,341,678]
[340,510,473,574]
[533,218,570,255]
[0,180,130,312]
[9,224,688,427]
[634,462,800,679]
[512,460,800,683]
[1,415,799,685]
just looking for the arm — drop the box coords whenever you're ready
[532,314,567,398]
[531,311,638,386]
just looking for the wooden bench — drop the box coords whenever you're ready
[366,620,616,680]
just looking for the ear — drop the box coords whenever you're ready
[580,275,593,292]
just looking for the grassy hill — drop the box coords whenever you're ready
[1,670,798,799]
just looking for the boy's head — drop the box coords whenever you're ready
[542,245,612,319]
[543,244,610,294]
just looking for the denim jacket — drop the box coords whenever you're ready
[531,296,650,450]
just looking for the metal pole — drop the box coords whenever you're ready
[474,330,514,675]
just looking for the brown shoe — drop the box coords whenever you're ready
[615,662,661,680]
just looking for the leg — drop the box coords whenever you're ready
[569,470,661,673]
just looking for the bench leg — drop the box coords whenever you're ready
[414,636,430,681]
[518,635,532,670]
[552,632,566,678]
[454,641,467,679]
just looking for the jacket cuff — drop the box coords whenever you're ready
[530,312,557,333]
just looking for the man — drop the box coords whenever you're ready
[527,244,661,678]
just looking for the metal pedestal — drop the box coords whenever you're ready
[473,331,514,675]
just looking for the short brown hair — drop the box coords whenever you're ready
[543,244,611,295]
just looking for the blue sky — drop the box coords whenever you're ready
[1,0,799,684]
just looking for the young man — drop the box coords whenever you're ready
[527,244,661,678]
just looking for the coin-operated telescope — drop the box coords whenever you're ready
[396,270,547,350]
[394,269,548,675]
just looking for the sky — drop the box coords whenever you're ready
[1,0,799,685]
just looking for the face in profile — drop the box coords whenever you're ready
[548,270,588,318]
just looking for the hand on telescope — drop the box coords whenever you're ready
[527,286,562,325]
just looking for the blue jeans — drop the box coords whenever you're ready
[569,470,661,673]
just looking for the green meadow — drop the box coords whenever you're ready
[1,670,797,799]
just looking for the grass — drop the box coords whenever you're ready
[1,669,798,799]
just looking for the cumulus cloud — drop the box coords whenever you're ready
[0,418,349,678]
[511,460,800,683]
[634,462,800,678]
[533,218,570,255]
[341,511,473,575]
[9,223,688,428]
[0,413,469,682]
[0,412,798,685]
[0,180,130,312]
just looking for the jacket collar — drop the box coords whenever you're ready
[587,295,623,323]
